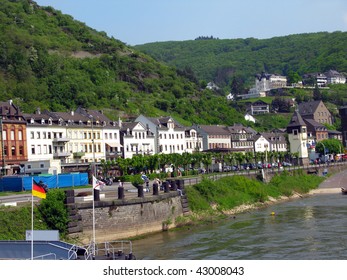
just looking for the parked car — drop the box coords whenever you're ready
[232,165,239,171]
[282,161,292,167]
[241,163,250,170]
[223,166,232,172]
[249,163,257,170]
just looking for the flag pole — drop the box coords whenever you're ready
[31,177,34,260]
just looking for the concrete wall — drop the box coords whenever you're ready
[73,193,183,243]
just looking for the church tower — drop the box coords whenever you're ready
[287,110,309,165]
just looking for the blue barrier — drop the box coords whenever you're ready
[0,173,89,192]
[0,177,23,192]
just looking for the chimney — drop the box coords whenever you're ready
[36,107,41,115]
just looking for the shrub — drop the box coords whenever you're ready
[38,189,69,236]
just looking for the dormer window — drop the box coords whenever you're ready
[30,118,34,124]
[79,120,83,126]
[48,118,52,125]
[41,119,45,124]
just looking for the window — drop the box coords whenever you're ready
[30,132,34,139]
[11,130,15,140]
[19,146,23,155]
[3,146,7,156]
[18,131,23,140]
[36,132,40,139]
[11,146,16,156]
[31,145,35,155]
[40,163,44,168]
[2,131,6,140]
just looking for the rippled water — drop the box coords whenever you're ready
[133,193,347,260]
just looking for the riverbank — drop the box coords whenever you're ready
[173,171,329,229]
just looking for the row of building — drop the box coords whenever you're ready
[0,99,344,175]
[236,70,346,100]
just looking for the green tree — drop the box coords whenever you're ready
[201,153,212,173]
[38,189,69,236]
[287,71,301,84]
[316,139,343,155]
[313,84,322,101]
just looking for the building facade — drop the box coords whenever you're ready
[298,100,333,125]
[0,100,28,175]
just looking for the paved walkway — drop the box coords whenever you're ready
[310,168,347,195]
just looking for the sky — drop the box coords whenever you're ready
[34,0,347,46]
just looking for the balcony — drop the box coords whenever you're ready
[53,137,70,143]
[106,151,122,157]
[73,152,85,158]
[53,151,71,158]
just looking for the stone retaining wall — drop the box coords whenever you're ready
[68,192,183,243]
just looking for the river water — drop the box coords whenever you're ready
[133,190,347,260]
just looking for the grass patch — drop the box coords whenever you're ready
[186,171,325,213]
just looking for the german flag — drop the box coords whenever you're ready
[32,180,47,199]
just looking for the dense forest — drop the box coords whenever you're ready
[0,0,347,131]
[135,32,347,89]
[1,0,243,126]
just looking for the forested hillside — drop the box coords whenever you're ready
[0,0,246,126]
[1,0,347,131]
[135,32,347,89]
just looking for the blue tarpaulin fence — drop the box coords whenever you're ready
[0,173,89,192]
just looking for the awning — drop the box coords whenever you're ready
[106,142,123,148]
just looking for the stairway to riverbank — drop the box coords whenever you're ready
[179,185,190,216]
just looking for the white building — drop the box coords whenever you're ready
[287,110,309,165]
[103,120,122,161]
[120,122,155,159]
[316,73,328,87]
[194,125,231,151]
[325,70,346,84]
[184,127,203,153]
[255,73,287,92]
[135,115,187,155]
[254,134,271,153]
